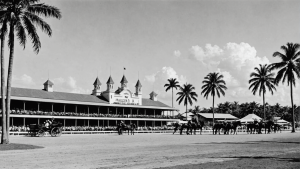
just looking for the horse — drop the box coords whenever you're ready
[189,116,205,135]
[247,121,259,134]
[173,122,180,134]
[257,120,274,134]
[179,123,192,135]
[117,123,136,135]
[224,121,242,135]
[213,122,225,135]
[273,123,281,133]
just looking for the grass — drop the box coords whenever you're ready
[0,143,43,151]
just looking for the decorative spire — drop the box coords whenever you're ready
[93,77,101,86]
[106,76,114,84]
[135,79,142,87]
[43,80,54,86]
[120,75,128,84]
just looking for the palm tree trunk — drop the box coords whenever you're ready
[186,103,187,121]
[263,92,265,121]
[1,35,8,144]
[172,88,173,108]
[5,23,15,142]
[290,84,295,133]
[212,95,215,127]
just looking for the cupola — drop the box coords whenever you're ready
[120,75,128,89]
[43,80,54,92]
[92,77,102,96]
[106,76,114,92]
[149,91,158,101]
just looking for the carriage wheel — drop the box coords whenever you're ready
[38,129,45,137]
[51,127,62,137]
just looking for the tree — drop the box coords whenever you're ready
[0,0,61,144]
[0,10,8,144]
[176,83,198,120]
[201,72,227,126]
[249,64,276,121]
[164,78,180,108]
[270,43,300,133]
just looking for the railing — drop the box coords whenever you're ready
[8,109,178,119]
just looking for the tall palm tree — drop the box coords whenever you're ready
[164,78,180,108]
[249,64,276,121]
[0,13,8,144]
[0,0,61,144]
[270,43,300,133]
[201,72,227,126]
[176,83,198,120]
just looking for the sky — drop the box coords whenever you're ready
[6,0,300,113]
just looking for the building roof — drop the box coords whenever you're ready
[4,87,175,110]
[106,76,114,84]
[150,91,157,97]
[120,75,128,84]
[197,113,238,120]
[240,113,262,123]
[43,80,54,86]
[135,79,142,87]
[93,77,101,86]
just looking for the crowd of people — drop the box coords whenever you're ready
[8,109,176,119]
[6,125,174,132]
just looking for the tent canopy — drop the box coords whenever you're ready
[240,114,262,123]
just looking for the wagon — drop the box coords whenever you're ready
[28,122,62,137]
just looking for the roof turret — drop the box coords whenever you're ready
[43,80,54,86]
[135,79,142,87]
[93,77,101,86]
[120,75,128,84]
[106,76,114,84]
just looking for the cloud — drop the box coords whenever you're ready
[12,74,36,88]
[145,67,186,99]
[174,50,181,57]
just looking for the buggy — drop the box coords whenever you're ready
[28,122,62,137]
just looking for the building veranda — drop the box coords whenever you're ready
[0,75,179,132]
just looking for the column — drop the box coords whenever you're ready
[98,107,99,115]
[123,108,124,117]
[64,119,66,128]
[88,106,89,116]
[23,118,25,126]
[88,120,89,127]
[98,120,99,127]
[12,118,14,126]
[161,121,162,127]
[144,109,146,116]
[116,107,117,115]
[75,105,77,113]
[51,103,53,112]
[137,120,139,127]
[154,109,155,118]
[38,118,40,125]
[37,103,40,111]
[75,119,77,126]
[23,102,26,110]
[64,104,66,113]
[108,120,109,126]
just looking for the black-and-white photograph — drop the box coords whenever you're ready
[0,0,300,168]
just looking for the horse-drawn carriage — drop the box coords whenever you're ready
[28,122,62,137]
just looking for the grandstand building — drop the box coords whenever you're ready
[1,75,179,129]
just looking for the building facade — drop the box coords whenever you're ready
[0,75,179,129]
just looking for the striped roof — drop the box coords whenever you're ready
[43,80,54,85]
[197,113,238,119]
[106,76,114,84]
[5,87,173,109]
[120,75,128,83]
[135,79,142,87]
[93,77,101,86]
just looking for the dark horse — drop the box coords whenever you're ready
[190,116,205,135]
[213,122,225,135]
[257,120,274,134]
[224,121,242,135]
[247,121,259,134]
[173,122,180,134]
[179,123,192,135]
[117,123,136,135]
[273,123,281,133]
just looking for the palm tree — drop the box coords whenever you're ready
[176,83,198,120]
[164,78,180,108]
[270,43,300,133]
[201,72,227,126]
[0,14,8,144]
[249,64,276,121]
[1,0,61,144]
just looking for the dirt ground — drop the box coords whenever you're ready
[1,131,300,169]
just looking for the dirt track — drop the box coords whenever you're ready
[1,131,300,169]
